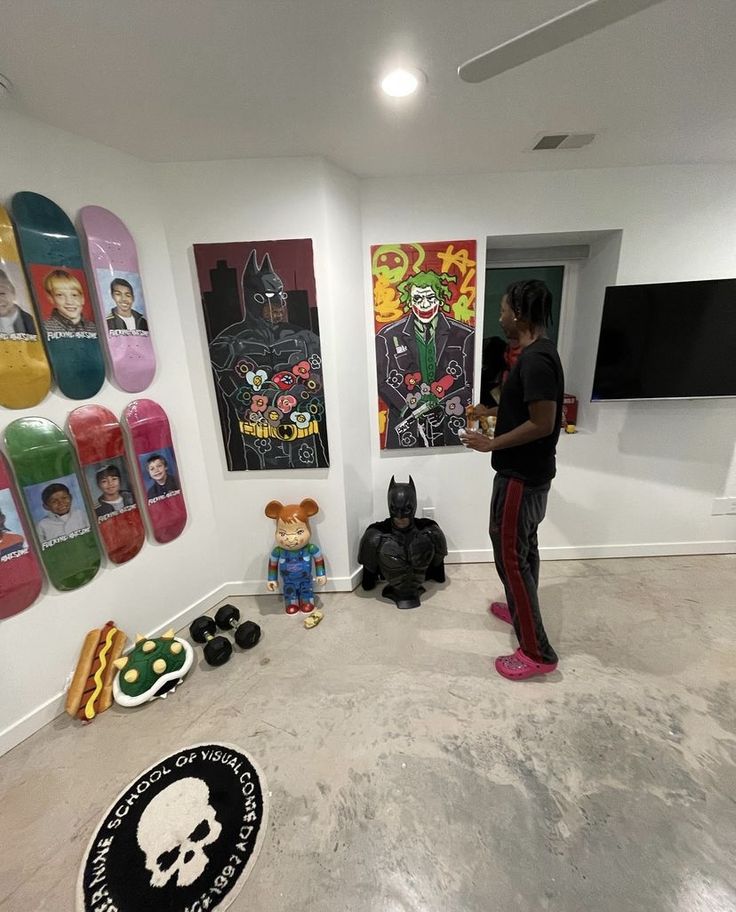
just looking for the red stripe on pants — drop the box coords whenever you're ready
[500,477,539,658]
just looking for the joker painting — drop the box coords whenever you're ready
[371,240,477,449]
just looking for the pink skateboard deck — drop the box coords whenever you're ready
[78,206,156,393]
[0,453,43,618]
[123,399,186,544]
[68,405,146,565]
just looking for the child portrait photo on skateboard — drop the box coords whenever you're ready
[25,474,90,547]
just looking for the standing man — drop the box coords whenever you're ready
[461,280,564,680]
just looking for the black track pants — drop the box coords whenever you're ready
[489,474,558,665]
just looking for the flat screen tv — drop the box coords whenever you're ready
[591,278,736,400]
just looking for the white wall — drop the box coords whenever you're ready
[154,156,372,584]
[0,110,225,752]
[360,165,736,559]
[320,162,374,557]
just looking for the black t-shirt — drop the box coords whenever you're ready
[492,337,564,485]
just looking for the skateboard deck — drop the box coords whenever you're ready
[0,205,52,408]
[78,206,156,393]
[11,192,105,400]
[0,453,44,618]
[123,399,187,544]
[68,405,146,565]
[4,417,101,591]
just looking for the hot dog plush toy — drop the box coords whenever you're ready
[65,621,127,723]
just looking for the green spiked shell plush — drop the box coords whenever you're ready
[112,629,193,707]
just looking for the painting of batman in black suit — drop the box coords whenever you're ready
[194,243,330,471]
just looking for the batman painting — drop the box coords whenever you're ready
[196,243,330,471]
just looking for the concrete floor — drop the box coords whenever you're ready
[1,555,735,912]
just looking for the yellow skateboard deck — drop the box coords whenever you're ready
[0,206,51,408]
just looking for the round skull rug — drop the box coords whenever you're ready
[77,743,268,911]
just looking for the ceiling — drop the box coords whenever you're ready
[1,0,736,178]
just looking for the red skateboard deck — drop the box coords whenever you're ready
[78,206,156,393]
[68,405,146,565]
[123,399,187,544]
[0,453,43,618]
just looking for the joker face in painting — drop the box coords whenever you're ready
[410,285,441,324]
[398,271,454,325]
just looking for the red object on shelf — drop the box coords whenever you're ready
[562,394,578,427]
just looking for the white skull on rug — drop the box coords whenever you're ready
[136,777,223,888]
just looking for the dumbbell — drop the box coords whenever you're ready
[189,616,233,666]
[214,604,262,651]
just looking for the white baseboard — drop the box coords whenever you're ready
[447,540,736,563]
[541,540,736,560]
[446,550,493,564]
[148,569,363,638]
[0,693,69,761]
[0,571,363,759]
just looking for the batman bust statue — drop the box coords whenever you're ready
[358,476,448,609]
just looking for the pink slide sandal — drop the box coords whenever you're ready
[489,601,512,624]
[495,648,558,681]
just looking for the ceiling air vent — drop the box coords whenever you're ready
[530,132,596,151]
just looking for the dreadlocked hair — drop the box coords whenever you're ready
[505,279,553,329]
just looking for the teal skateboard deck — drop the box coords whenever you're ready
[11,192,105,400]
[4,417,101,591]
[68,405,145,565]
[0,205,52,408]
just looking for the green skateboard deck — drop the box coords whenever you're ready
[11,192,105,400]
[4,417,101,591]
[0,205,51,408]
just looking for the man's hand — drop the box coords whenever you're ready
[467,402,497,419]
[465,401,557,453]
[315,576,326,586]
[266,581,278,592]
[460,428,494,452]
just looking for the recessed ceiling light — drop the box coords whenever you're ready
[381,68,425,98]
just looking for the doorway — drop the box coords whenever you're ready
[483,265,565,345]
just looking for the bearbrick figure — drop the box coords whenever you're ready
[265,498,326,614]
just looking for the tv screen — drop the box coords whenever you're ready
[591,278,736,400]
